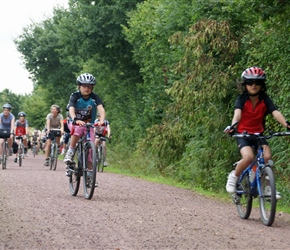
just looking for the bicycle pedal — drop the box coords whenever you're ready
[231,194,240,204]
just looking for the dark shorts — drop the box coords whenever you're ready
[63,132,71,144]
[236,137,268,151]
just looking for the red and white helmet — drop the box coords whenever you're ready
[241,66,266,80]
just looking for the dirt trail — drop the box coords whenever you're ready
[1,154,290,250]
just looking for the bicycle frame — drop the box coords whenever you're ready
[236,146,264,199]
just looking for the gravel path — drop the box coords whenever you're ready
[1,154,290,250]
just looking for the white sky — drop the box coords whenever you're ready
[0,0,68,95]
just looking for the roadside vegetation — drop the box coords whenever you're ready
[1,0,290,207]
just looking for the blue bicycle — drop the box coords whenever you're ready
[228,127,290,226]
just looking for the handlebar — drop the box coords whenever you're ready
[231,131,290,140]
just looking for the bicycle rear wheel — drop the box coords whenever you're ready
[236,173,252,219]
[259,166,276,226]
[69,162,81,196]
[83,141,97,200]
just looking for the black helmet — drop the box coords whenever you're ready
[2,103,12,109]
[18,111,26,117]
[76,73,96,85]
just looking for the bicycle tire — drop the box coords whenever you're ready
[49,143,54,170]
[69,162,81,196]
[259,166,276,226]
[98,145,104,172]
[33,145,36,157]
[18,143,23,167]
[83,141,97,200]
[52,144,58,171]
[2,143,7,170]
[236,173,252,219]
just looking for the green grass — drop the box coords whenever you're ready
[104,159,290,214]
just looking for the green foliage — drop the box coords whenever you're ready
[0,89,25,117]
[10,0,290,206]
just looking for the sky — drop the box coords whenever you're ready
[0,0,68,95]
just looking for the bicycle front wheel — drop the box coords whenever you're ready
[2,143,7,170]
[33,145,36,157]
[52,144,58,171]
[69,162,81,196]
[49,144,54,170]
[236,173,252,219]
[83,141,97,200]
[97,145,104,172]
[18,144,23,167]
[259,166,276,226]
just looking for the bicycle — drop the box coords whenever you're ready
[0,129,10,170]
[49,129,61,171]
[227,123,290,226]
[31,140,38,157]
[96,135,110,172]
[15,135,25,167]
[67,123,97,200]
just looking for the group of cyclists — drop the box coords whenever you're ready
[0,73,111,171]
[0,103,43,164]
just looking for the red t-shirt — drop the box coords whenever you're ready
[234,92,277,134]
[15,120,28,136]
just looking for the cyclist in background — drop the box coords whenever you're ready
[14,111,30,162]
[31,129,41,154]
[40,129,47,152]
[94,113,111,166]
[44,104,64,166]
[61,112,71,155]
[64,73,105,168]
[224,66,290,200]
[0,103,15,163]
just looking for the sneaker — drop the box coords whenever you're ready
[103,161,108,167]
[44,158,49,166]
[14,158,17,163]
[9,148,13,156]
[226,170,238,193]
[264,186,281,200]
[64,150,75,164]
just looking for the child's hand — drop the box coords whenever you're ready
[224,126,233,134]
